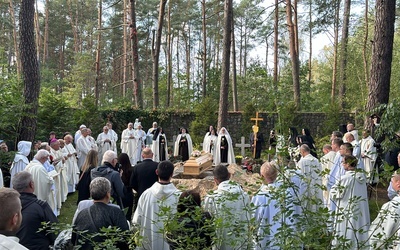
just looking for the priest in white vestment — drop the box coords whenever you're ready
[96,126,116,164]
[344,132,361,160]
[151,127,168,162]
[76,128,92,169]
[86,128,98,152]
[360,129,378,184]
[132,161,181,250]
[121,123,137,165]
[133,124,146,165]
[50,139,68,205]
[369,172,400,249]
[62,134,79,193]
[297,144,324,212]
[252,162,292,250]
[203,165,251,250]
[10,141,32,188]
[320,144,337,206]
[146,122,158,147]
[25,150,56,214]
[330,155,370,249]
[214,127,235,165]
[133,118,140,129]
[106,122,118,153]
[74,124,86,145]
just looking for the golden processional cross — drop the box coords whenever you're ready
[250,112,263,158]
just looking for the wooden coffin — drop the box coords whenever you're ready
[183,152,213,175]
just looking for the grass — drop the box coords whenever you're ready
[59,191,79,224]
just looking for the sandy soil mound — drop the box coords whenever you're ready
[171,163,262,198]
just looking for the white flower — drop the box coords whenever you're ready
[191,150,201,157]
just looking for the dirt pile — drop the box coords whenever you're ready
[171,163,262,198]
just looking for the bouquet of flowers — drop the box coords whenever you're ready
[191,150,202,157]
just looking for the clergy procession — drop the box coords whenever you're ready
[0,115,400,250]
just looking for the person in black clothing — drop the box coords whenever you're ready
[72,177,129,250]
[130,148,159,210]
[250,126,265,159]
[268,130,278,161]
[76,150,98,204]
[118,153,134,220]
[91,150,125,208]
[12,171,58,250]
[300,128,317,158]
[167,190,214,249]
[152,127,168,162]
[288,127,299,147]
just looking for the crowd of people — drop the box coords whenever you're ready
[0,116,400,249]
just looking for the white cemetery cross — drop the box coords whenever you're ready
[235,136,251,157]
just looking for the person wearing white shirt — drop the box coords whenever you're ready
[0,188,28,250]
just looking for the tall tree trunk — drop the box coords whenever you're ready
[286,0,300,110]
[293,0,299,56]
[176,32,180,90]
[231,16,238,111]
[202,0,207,97]
[166,0,172,107]
[243,26,248,77]
[122,0,128,98]
[331,0,340,103]
[239,23,243,76]
[67,0,79,53]
[217,0,233,129]
[18,0,41,143]
[34,0,41,62]
[339,0,351,110]
[362,0,369,88]
[94,0,102,107]
[9,0,21,77]
[308,0,312,86]
[43,0,49,63]
[183,24,191,91]
[59,32,65,92]
[273,0,279,106]
[130,0,142,108]
[152,0,167,110]
[365,0,395,117]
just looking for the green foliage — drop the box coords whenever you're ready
[320,101,343,137]
[189,97,218,145]
[0,72,24,142]
[37,88,75,140]
[275,101,299,134]
[45,222,134,250]
[165,205,215,249]
[242,103,257,135]
[374,100,400,153]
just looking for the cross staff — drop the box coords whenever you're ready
[250,112,263,158]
